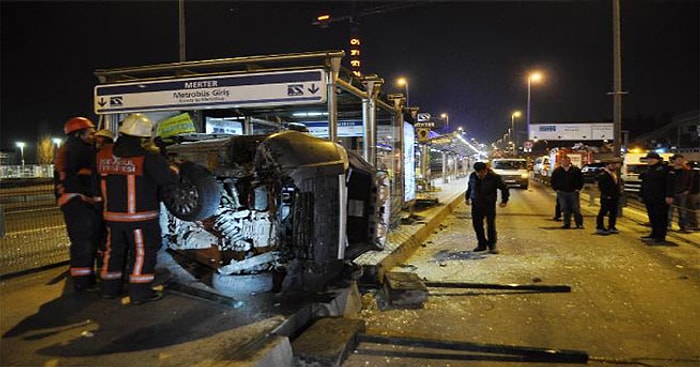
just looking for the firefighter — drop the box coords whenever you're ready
[97,113,179,304]
[54,116,101,292]
[94,129,115,150]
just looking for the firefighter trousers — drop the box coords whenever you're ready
[61,199,101,289]
[100,219,162,301]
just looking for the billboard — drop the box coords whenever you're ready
[530,122,613,141]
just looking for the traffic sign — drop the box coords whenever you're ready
[417,128,430,142]
[417,113,431,122]
[94,69,327,114]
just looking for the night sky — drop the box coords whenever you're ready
[1,1,698,155]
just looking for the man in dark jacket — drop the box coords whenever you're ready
[465,162,509,254]
[54,117,102,292]
[595,157,623,235]
[669,154,693,232]
[550,156,584,229]
[97,114,179,304]
[640,152,674,244]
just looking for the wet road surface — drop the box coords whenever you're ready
[345,180,700,367]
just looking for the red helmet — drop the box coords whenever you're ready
[64,117,95,135]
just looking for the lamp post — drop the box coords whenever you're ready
[526,72,543,142]
[397,77,409,107]
[440,113,449,133]
[15,141,25,169]
[511,110,522,150]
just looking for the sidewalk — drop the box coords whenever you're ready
[356,176,467,282]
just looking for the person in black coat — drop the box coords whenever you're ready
[595,158,623,235]
[465,162,509,254]
[640,152,674,244]
[550,156,584,229]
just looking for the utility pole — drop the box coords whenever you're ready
[178,0,186,62]
[611,0,625,155]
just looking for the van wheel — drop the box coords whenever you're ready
[162,161,220,221]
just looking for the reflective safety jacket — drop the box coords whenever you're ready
[97,137,179,222]
[53,135,100,207]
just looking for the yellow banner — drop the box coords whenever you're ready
[156,113,196,139]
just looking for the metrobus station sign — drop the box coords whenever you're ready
[94,69,327,114]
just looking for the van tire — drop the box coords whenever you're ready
[163,161,220,221]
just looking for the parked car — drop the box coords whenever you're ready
[581,162,606,184]
[490,158,529,189]
[160,131,387,295]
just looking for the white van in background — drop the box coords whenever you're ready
[491,158,529,189]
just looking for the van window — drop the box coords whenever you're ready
[493,160,527,170]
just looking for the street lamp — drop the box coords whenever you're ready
[526,71,543,142]
[15,141,25,169]
[440,113,449,133]
[52,138,62,160]
[397,77,409,106]
[511,110,522,149]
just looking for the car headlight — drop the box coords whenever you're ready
[521,173,529,178]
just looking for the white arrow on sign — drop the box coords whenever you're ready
[417,113,431,122]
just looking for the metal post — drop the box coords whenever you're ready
[327,56,341,142]
[612,0,623,155]
[526,79,532,142]
[442,151,448,183]
[362,75,383,167]
[178,0,186,62]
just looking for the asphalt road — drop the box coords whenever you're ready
[344,180,700,367]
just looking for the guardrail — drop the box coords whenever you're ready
[0,178,70,277]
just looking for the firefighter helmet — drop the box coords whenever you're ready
[95,129,115,140]
[119,114,153,137]
[64,117,96,135]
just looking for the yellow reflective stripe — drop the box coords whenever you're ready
[127,174,136,213]
[103,211,159,222]
[132,229,145,276]
[129,274,154,283]
[57,193,81,206]
[70,267,94,276]
[101,271,123,280]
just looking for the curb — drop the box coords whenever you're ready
[362,190,466,284]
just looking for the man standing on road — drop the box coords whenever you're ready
[97,114,180,304]
[669,154,692,233]
[465,162,509,254]
[640,152,674,244]
[550,156,584,229]
[54,117,102,292]
[595,157,623,235]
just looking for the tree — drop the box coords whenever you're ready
[36,136,55,164]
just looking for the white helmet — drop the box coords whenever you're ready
[119,113,153,137]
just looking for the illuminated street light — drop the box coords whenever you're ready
[526,71,544,141]
[52,138,62,160]
[396,77,409,106]
[511,110,522,149]
[15,141,26,169]
[440,113,449,133]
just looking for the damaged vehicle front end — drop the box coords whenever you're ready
[161,130,388,295]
